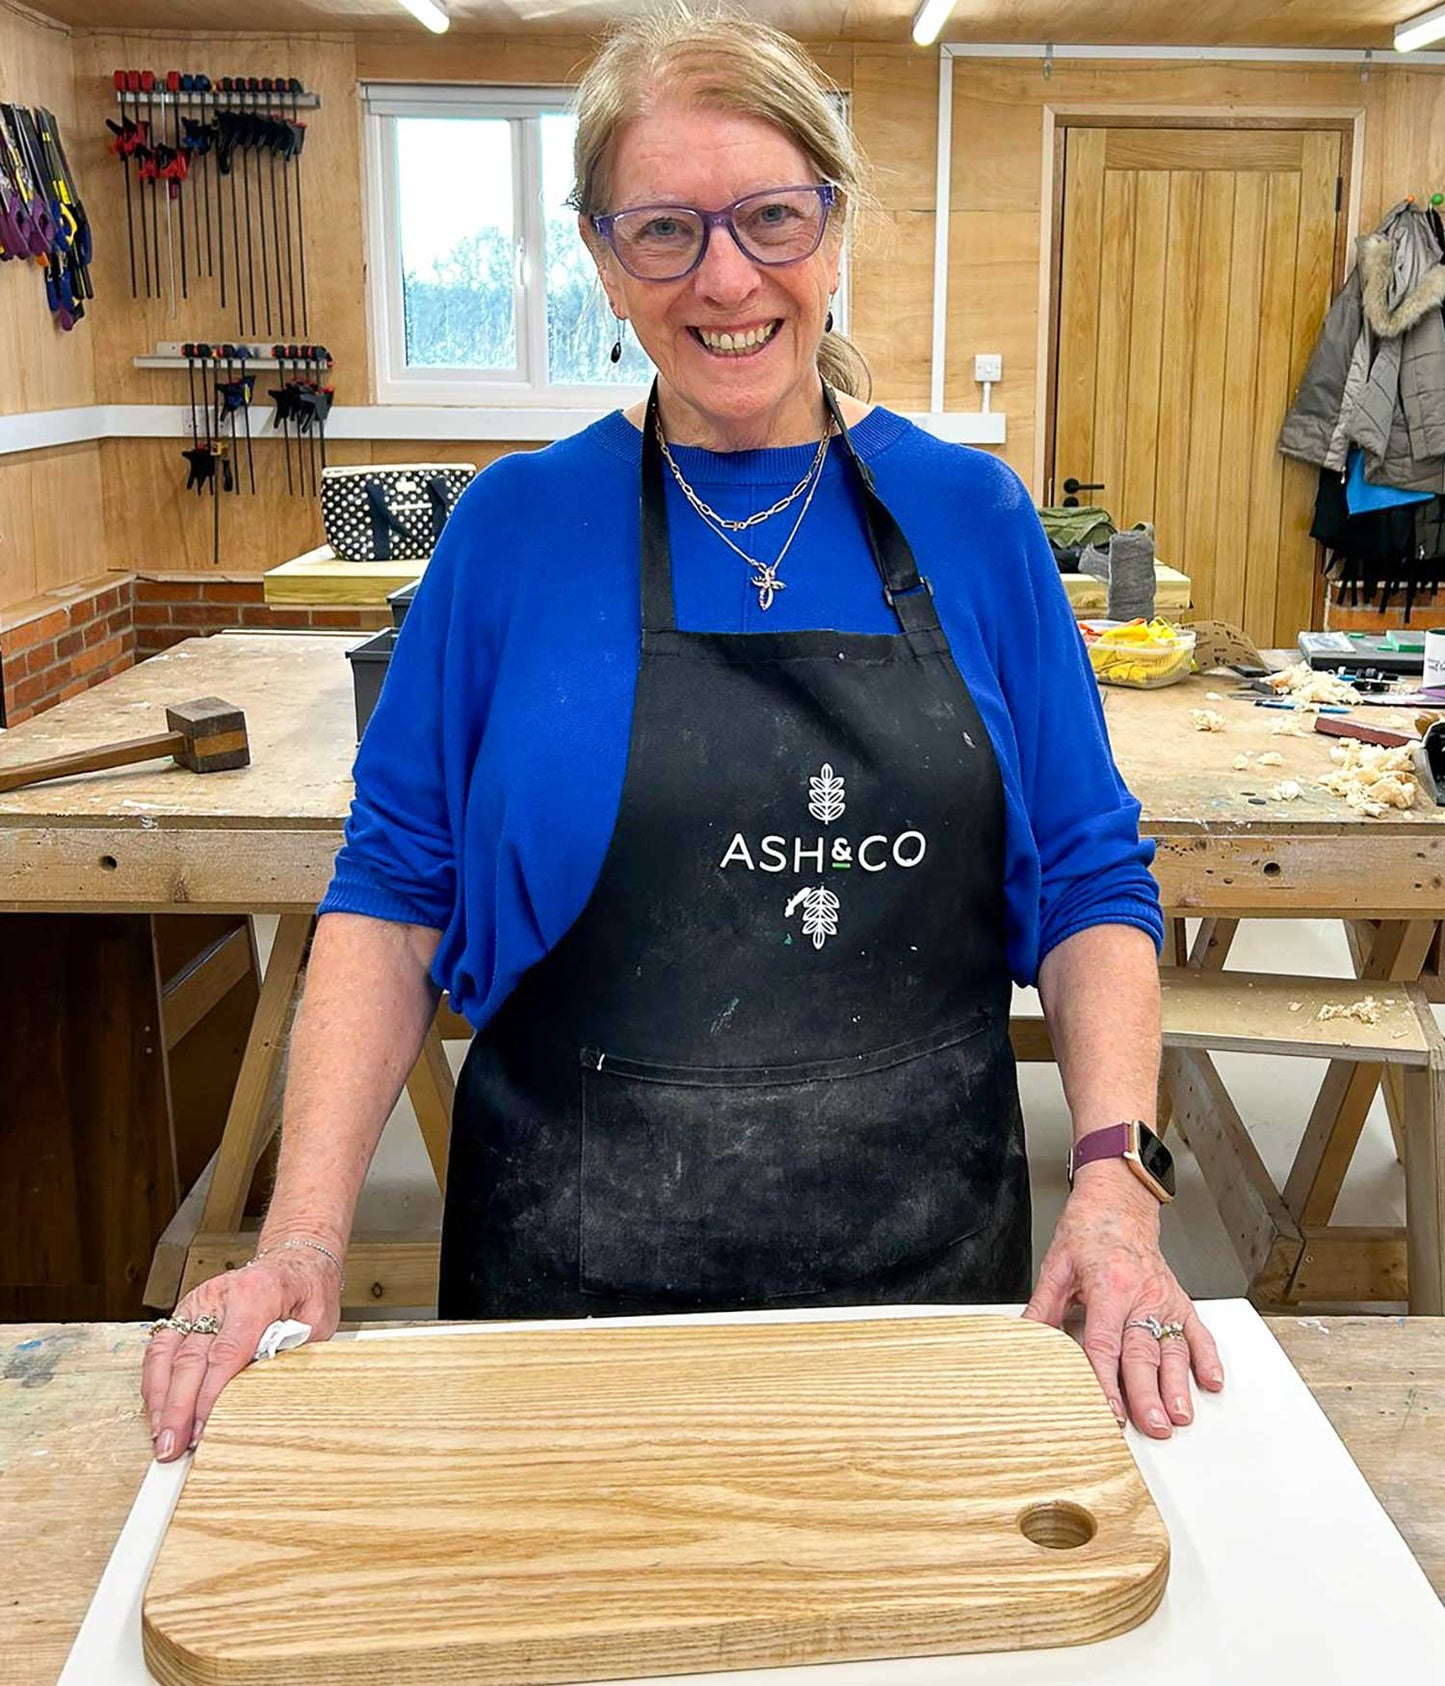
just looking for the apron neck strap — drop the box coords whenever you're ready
[639,383,678,632]
[639,378,939,636]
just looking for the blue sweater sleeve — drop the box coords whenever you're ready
[318,494,474,933]
[991,466,1164,968]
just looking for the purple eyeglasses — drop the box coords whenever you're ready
[590,182,838,282]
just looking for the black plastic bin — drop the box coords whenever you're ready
[387,580,418,629]
[346,628,397,741]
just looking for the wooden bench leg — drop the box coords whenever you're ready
[1402,1056,1445,1316]
[195,914,314,1236]
[1283,921,1438,1226]
[1162,1046,1303,1298]
[1347,920,1409,1166]
[1157,917,1238,1144]
[405,1015,455,1196]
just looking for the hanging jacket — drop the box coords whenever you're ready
[1279,201,1445,493]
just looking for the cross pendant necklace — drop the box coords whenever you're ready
[750,563,785,612]
[656,411,833,612]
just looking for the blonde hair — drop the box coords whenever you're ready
[570,2,873,400]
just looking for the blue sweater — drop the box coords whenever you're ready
[320,408,1162,1029]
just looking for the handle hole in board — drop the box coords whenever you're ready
[1018,1501,1096,1550]
[99,855,118,871]
[1263,861,1282,877]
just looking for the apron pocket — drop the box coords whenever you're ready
[578,1012,1017,1305]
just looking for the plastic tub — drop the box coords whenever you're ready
[1080,619,1196,689]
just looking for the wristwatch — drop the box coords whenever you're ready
[1066,1119,1176,1204]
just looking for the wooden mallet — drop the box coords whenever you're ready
[0,696,250,795]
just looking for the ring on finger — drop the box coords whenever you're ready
[145,1311,222,1339]
[1125,1315,1186,1343]
[146,1315,192,1338]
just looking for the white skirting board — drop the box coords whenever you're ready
[60,1300,1445,1685]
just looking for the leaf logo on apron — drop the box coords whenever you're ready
[785,883,840,949]
[796,764,846,947]
[808,763,846,824]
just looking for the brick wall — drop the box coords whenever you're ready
[133,576,388,660]
[1,573,389,726]
[0,577,136,726]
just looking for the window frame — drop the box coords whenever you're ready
[363,82,851,410]
[364,83,651,407]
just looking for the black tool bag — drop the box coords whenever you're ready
[320,463,475,562]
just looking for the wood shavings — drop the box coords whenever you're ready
[1318,741,1420,816]
[1317,995,1382,1026]
[1232,753,1252,771]
[1190,708,1227,732]
[1269,780,1304,801]
[1257,751,1285,768]
[1270,718,1310,737]
[1205,691,1225,701]
[1265,660,1359,707]
[1289,1002,1303,1012]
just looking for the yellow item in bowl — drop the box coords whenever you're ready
[1081,619,1197,689]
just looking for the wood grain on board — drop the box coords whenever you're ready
[142,1316,1168,1685]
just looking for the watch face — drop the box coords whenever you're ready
[1136,1125,1177,1199]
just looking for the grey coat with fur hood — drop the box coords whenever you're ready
[1278,201,1445,492]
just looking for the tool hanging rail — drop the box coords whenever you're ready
[171,341,333,560]
[109,70,319,335]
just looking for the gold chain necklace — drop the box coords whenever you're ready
[656,415,833,612]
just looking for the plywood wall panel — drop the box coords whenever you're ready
[97,436,545,574]
[851,50,935,212]
[850,212,930,409]
[0,1,95,419]
[352,33,595,86]
[69,34,366,407]
[0,442,106,606]
[943,208,1040,477]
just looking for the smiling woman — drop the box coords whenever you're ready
[144,4,1221,1471]
[570,7,874,447]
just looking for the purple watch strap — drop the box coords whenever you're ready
[1070,1121,1132,1175]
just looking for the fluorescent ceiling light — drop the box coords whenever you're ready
[397,0,450,32]
[1395,2,1445,50]
[912,0,957,47]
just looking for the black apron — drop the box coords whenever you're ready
[438,385,1031,1319]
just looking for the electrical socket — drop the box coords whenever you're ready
[974,353,1002,383]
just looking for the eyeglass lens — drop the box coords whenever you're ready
[609,187,828,279]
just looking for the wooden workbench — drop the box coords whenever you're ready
[0,635,1442,1316]
[1,1315,1439,1684]
[263,543,426,606]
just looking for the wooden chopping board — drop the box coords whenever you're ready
[142,1316,1169,1685]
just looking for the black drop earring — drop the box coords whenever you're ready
[610,321,625,364]
[825,309,834,333]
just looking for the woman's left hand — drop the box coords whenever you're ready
[1023,1161,1224,1436]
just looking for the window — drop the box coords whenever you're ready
[364,86,654,405]
[364,84,850,409]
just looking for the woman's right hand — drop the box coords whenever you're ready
[141,1248,343,1462]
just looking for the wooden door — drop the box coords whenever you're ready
[1051,126,1343,646]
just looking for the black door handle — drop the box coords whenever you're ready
[1061,476,1105,508]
